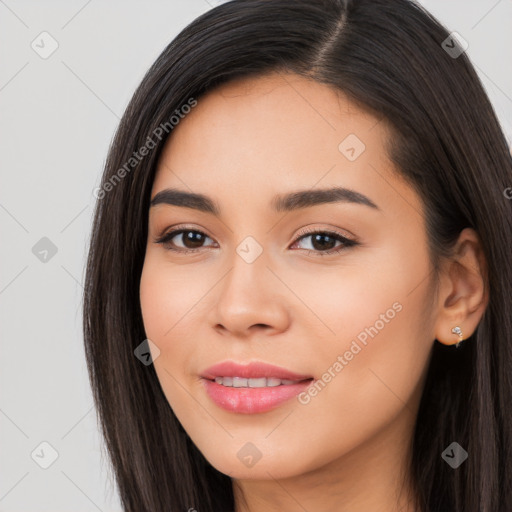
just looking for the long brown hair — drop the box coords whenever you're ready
[83,1,512,510]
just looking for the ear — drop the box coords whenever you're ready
[434,227,489,346]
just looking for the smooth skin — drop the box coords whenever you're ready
[139,72,488,512]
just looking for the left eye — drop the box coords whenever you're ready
[291,230,357,255]
[154,228,358,256]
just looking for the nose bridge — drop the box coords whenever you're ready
[222,235,269,302]
[213,235,289,335]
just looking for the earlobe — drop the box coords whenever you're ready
[434,228,489,347]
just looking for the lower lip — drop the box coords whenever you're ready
[201,378,313,414]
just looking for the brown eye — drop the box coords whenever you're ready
[291,229,358,256]
[177,230,208,249]
[155,229,216,252]
[302,233,338,251]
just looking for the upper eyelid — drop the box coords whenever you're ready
[294,225,355,240]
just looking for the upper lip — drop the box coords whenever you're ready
[200,361,313,381]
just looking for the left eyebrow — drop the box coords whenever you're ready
[271,186,380,212]
[149,186,380,215]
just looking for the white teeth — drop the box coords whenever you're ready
[213,377,302,388]
[232,377,247,387]
[248,377,267,387]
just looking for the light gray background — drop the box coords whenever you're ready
[1,1,511,510]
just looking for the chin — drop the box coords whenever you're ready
[199,443,313,481]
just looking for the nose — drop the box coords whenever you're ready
[211,249,290,338]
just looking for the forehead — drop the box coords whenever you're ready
[158,72,385,165]
[151,72,421,220]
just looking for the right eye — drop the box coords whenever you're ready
[154,227,217,254]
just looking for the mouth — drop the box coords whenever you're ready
[199,361,315,414]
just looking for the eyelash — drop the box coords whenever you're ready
[153,225,359,257]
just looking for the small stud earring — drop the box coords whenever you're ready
[451,326,463,348]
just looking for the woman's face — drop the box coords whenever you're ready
[139,72,436,482]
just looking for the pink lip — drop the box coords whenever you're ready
[200,361,314,414]
[200,361,313,381]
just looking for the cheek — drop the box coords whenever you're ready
[139,259,195,382]
[140,256,204,339]
[139,259,199,412]
[289,239,433,411]
[324,257,432,408]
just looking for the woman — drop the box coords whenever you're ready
[83,0,512,510]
